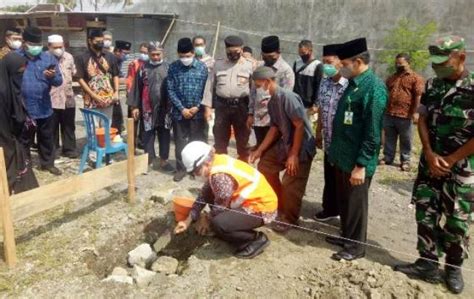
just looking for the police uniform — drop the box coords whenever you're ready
[395,36,473,294]
[212,36,253,161]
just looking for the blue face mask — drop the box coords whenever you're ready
[323,64,338,78]
[139,53,149,61]
[26,45,43,57]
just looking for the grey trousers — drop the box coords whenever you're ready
[383,114,413,163]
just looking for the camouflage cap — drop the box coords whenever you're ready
[429,35,466,64]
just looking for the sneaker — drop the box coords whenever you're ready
[313,210,340,222]
[40,166,62,176]
[394,258,443,284]
[173,170,187,182]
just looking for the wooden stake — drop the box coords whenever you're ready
[127,118,136,204]
[212,21,221,59]
[0,148,17,267]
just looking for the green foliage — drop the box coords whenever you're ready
[0,5,33,12]
[380,18,437,74]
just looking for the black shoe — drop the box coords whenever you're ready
[325,236,347,247]
[62,151,80,159]
[331,249,365,261]
[394,258,443,284]
[40,166,62,176]
[314,210,340,222]
[173,170,186,182]
[235,232,270,259]
[445,265,464,294]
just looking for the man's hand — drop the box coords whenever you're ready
[285,154,299,176]
[132,108,140,121]
[350,166,365,186]
[246,115,254,130]
[315,131,323,150]
[249,148,262,164]
[182,108,193,119]
[412,113,419,124]
[425,151,451,177]
[44,69,56,79]
[195,213,210,236]
[204,107,213,122]
[441,155,457,170]
[308,105,318,115]
[189,106,199,116]
[174,215,192,234]
[113,92,120,104]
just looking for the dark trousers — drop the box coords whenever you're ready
[53,108,76,155]
[112,103,124,134]
[334,166,372,254]
[213,98,250,160]
[254,126,270,148]
[20,115,56,168]
[211,208,264,248]
[173,118,207,171]
[383,115,413,163]
[322,154,339,216]
[258,144,313,224]
[143,127,171,164]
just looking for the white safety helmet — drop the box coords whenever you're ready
[181,141,213,173]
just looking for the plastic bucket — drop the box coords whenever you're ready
[95,127,118,147]
[173,197,195,222]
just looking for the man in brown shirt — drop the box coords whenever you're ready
[381,53,424,170]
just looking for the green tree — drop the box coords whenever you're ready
[1,4,33,12]
[380,18,437,74]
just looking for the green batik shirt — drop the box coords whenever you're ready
[418,71,474,184]
[328,68,388,177]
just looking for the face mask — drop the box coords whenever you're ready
[323,64,338,78]
[8,39,22,50]
[123,54,130,61]
[139,53,149,61]
[263,57,277,67]
[256,85,271,99]
[103,40,112,48]
[432,64,455,79]
[92,42,104,51]
[340,64,354,79]
[180,57,194,66]
[227,52,241,62]
[300,54,311,63]
[195,46,206,57]
[149,59,163,66]
[52,48,64,57]
[26,45,42,57]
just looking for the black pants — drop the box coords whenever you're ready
[334,166,372,254]
[213,98,250,160]
[143,127,171,164]
[20,115,56,168]
[211,209,264,248]
[322,154,339,216]
[53,108,76,155]
[112,103,124,134]
[253,126,270,148]
[173,118,207,171]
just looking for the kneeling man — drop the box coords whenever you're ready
[175,141,278,259]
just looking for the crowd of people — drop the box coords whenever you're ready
[0,24,472,294]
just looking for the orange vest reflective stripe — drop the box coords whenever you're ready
[210,154,277,214]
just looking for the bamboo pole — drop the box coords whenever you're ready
[0,148,17,267]
[127,118,136,204]
[212,21,221,58]
[160,17,176,46]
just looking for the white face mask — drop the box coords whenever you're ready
[139,53,149,61]
[256,86,271,99]
[8,39,22,50]
[52,48,64,57]
[103,40,112,48]
[149,59,163,66]
[180,57,194,66]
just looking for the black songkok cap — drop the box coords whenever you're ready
[23,26,42,43]
[336,38,368,60]
[224,35,243,48]
[177,37,194,53]
[261,35,280,53]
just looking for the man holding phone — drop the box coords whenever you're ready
[18,26,63,175]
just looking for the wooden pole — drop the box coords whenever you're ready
[0,148,17,267]
[127,118,136,204]
[160,17,176,47]
[212,21,221,59]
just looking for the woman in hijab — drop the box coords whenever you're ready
[0,52,38,194]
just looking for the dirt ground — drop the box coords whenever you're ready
[0,105,472,298]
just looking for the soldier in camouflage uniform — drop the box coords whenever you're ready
[395,36,474,295]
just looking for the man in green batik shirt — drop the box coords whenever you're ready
[326,38,388,262]
[395,36,474,295]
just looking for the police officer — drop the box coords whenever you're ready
[395,36,473,295]
[212,36,253,161]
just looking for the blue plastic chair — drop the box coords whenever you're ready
[78,108,128,174]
